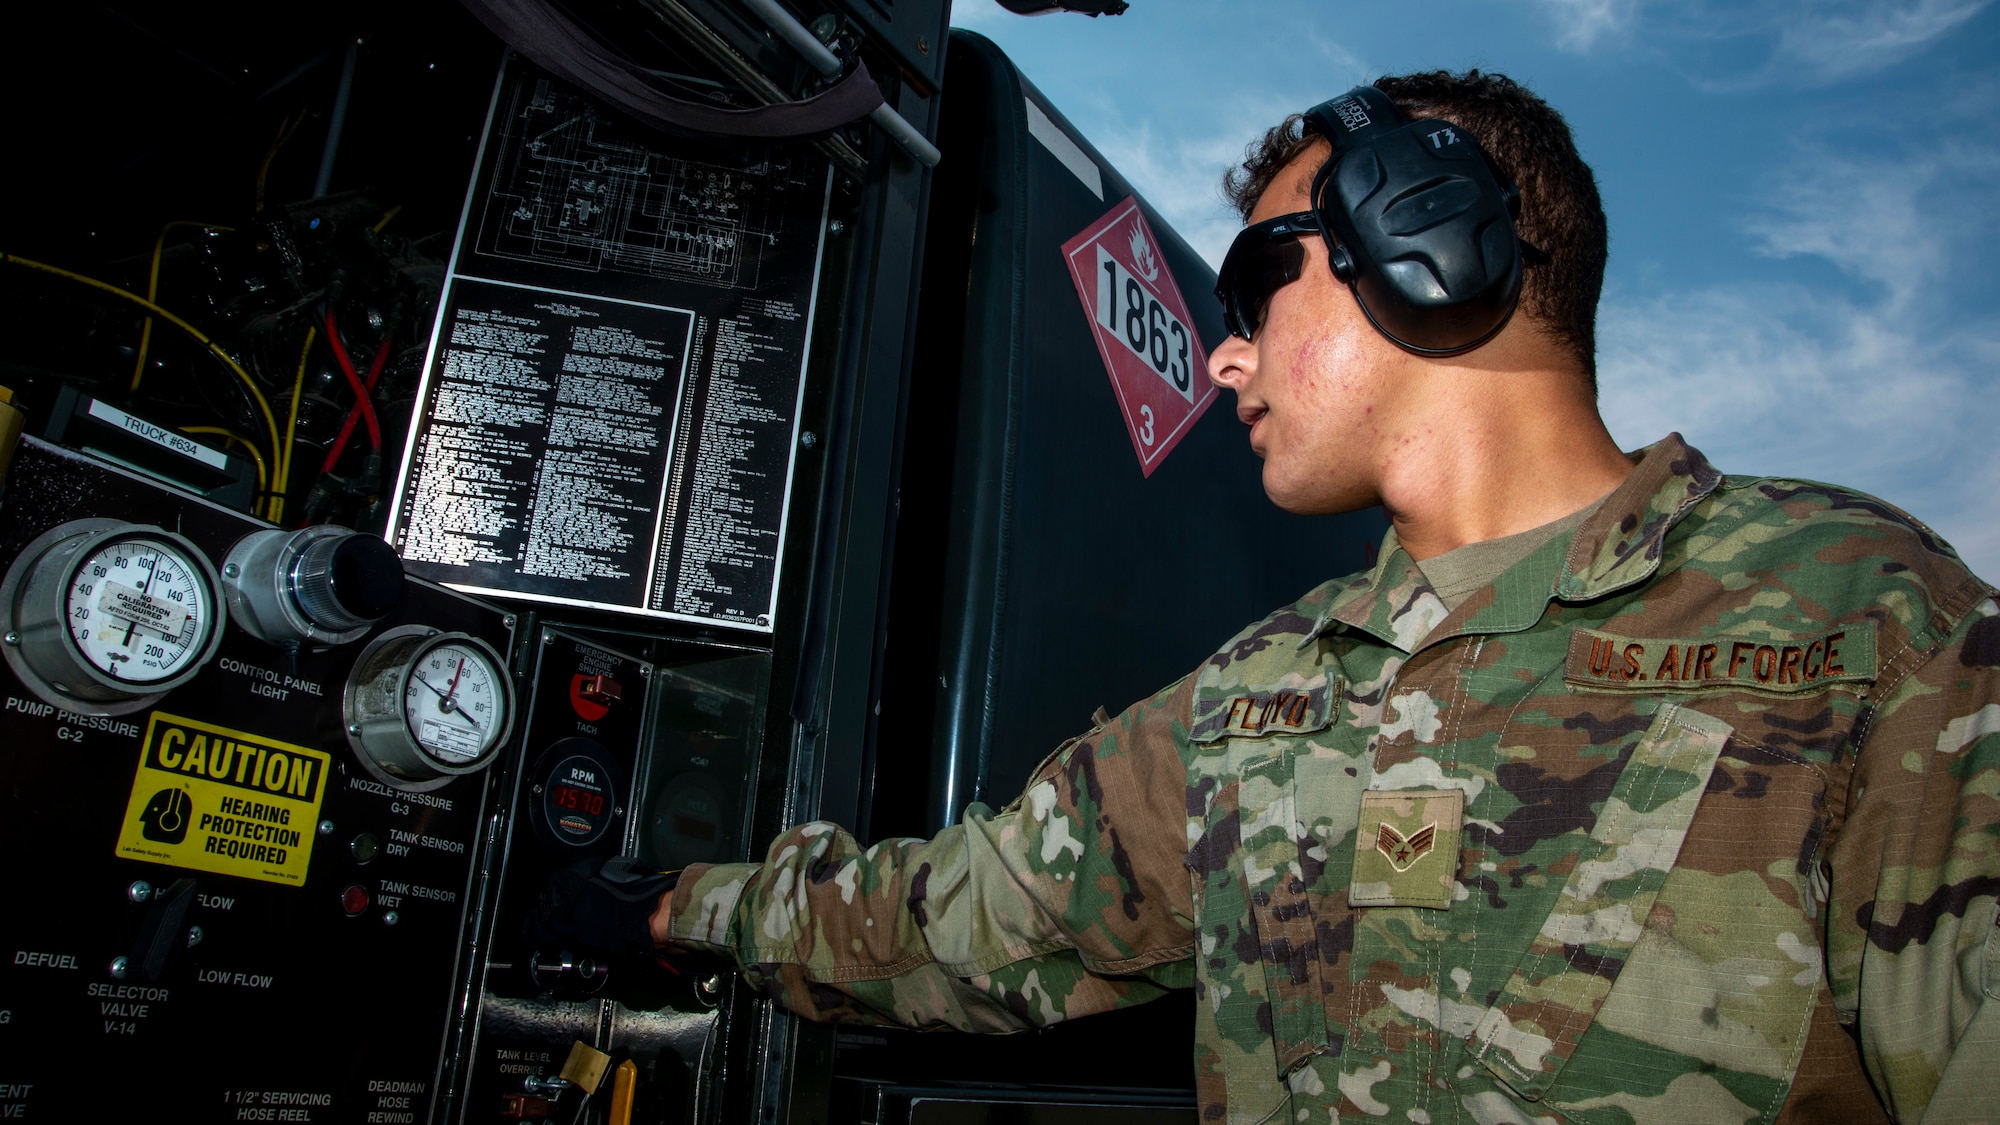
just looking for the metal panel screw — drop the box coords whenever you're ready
[542,632,555,645]
[127,881,152,904]
[2,632,17,646]
[186,926,203,948]
[504,615,517,629]
[222,563,240,578]
[800,431,817,447]
[109,956,129,980]
[829,220,845,235]
[318,819,335,835]
[383,911,400,926]
[917,36,930,54]
[756,615,771,628]
[347,723,362,736]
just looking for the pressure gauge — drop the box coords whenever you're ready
[1,519,226,715]
[344,625,513,790]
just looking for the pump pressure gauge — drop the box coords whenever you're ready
[1,519,226,715]
[344,625,513,790]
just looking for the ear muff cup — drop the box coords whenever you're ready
[1305,90,1524,356]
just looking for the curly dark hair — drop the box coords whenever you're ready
[1223,70,1608,384]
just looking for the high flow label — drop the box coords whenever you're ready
[115,713,329,886]
[1061,198,1215,476]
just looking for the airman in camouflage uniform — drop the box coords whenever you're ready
[649,73,2000,1123]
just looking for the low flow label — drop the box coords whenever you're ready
[115,713,329,886]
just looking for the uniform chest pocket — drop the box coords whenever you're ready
[1232,749,1334,1079]
[1468,702,1735,1100]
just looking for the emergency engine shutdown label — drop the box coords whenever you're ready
[114,713,329,886]
[1061,196,1215,476]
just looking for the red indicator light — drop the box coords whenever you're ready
[341,884,369,915]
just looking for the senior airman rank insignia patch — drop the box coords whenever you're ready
[1350,788,1463,910]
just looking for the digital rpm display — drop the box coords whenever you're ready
[530,739,621,852]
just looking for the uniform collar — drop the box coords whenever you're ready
[1307,434,1723,652]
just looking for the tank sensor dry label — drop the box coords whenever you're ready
[114,712,330,886]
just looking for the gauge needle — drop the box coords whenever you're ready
[121,553,163,648]
[444,657,466,703]
[412,673,485,732]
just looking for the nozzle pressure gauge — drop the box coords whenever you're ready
[344,626,513,790]
[0,519,225,715]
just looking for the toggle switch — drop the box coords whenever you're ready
[577,674,622,706]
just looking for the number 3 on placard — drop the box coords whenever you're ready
[1138,405,1155,446]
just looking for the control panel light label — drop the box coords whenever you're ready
[114,713,330,886]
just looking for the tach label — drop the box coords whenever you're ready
[115,713,329,886]
[1061,197,1216,476]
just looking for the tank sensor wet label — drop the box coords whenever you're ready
[114,713,329,886]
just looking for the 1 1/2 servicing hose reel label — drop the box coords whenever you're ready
[114,712,329,886]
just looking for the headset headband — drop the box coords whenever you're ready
[1304,86,1404,154]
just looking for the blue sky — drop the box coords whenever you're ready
[951,0,2000,579]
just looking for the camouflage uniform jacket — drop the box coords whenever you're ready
[667,435,2000,1124]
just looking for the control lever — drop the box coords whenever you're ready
[129,877,196,981]
[526,948,609,994]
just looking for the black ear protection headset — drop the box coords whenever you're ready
[1215,86,1527,356]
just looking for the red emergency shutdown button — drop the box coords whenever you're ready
[1061,197,1216,477]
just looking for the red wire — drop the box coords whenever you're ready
[319,308,387,477]
[320,332,390,472]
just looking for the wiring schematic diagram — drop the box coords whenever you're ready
[472,75,807,290]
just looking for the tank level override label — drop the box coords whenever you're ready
[114,713,330,886]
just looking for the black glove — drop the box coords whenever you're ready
[522,856,680,955]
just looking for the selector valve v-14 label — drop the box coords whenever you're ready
[1061,197,1216,477]
[115,713,330,886]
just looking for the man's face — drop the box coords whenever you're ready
[1207,144,1408,515]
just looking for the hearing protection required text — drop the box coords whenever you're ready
[114,713,329,886]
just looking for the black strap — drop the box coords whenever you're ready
[459,0,886,140]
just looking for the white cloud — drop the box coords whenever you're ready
[1744,144,2000,312]
[1600,117,2000,579]
[1772,0,1990,83]
[1530,0,1989,86]
[1533,0,1642,51]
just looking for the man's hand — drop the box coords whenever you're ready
[522,856,679,955]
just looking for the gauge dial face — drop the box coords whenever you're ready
[401,639,506,764]
[65,534,215,684]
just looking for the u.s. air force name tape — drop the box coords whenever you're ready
[115,712,330,886]
[1564,625,1875,692]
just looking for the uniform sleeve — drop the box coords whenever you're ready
[1826,595,2000,1123]
[660,675,1200,1033]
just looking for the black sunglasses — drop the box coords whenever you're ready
[1214,210,1322,340]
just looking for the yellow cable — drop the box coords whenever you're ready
[372,205,402,233]
[275,326,316,523]
[131,221,235,393]
[178,426,268,511]
[2,252,283,496]
[255,111,305,217]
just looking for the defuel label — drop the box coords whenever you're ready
[114,713,329,886]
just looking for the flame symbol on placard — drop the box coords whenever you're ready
[1129,221,1159,283]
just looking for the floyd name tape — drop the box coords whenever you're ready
[116,712,329,887]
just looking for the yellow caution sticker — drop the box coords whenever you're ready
[114,713,329,887]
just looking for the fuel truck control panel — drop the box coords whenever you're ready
[0,436,516,1122]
